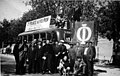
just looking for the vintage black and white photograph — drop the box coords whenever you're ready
[0,0,120,76]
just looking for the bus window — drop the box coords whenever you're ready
[64,31,71,42]
[51,31,57,41]
[41,33,46,40]
[34,34,39,39]
[46,32,51,40]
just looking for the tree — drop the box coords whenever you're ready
[24,0,120,41]
[0,0,118,64]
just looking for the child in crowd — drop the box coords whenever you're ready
[74,57,86,75]
[57,55,71,75]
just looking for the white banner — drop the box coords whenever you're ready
[25,16,51,31]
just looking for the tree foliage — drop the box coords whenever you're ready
[1,0,120,47]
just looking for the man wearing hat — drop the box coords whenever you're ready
[13,40,21,74]
[27,39,37,73]
[42,40,54,74]
[52,41,61,73]
[18,39,28,74]
[59,40,68,59]
[34,39,43,73]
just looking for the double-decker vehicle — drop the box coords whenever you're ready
[18,16,72,44]
[18,15,97,46]
[18,15,98,76]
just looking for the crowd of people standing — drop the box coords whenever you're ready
[13,39,96,76]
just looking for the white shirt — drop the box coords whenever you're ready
[84,47,88,55]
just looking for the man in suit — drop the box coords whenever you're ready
[35,40,43,73]
[42,40,54,74]
[83,42,94,76]
[59,40,68,59]
[53,41,61,73]
[28,39,36,73]
[89,42,96,75]
[13,40,20,74]
[18,40,28,74]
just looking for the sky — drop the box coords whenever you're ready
[0,0,31,21]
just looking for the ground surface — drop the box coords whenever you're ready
[1,54,120,76]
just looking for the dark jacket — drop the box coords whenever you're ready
[28,44,35,60]
[13,43,20,56]
[59,44,68,59]
[91,46,96,59]
[53,44,61,55]
[84,46,94,60]
[36,45,43,59]
[43,44,54,55]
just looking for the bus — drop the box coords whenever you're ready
[18,28,72,43]
[18,15,97,46]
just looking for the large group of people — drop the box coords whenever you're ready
[13,39,96,76]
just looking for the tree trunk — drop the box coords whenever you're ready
[112,41,120,66]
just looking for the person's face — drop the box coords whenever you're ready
[86,42,89,47]
[63,56,67,61]
[76,42,79,46]
[59,42,62,45]
[55,41,58,45]
[70,45,73,48]
[37,42,41,45]
[89,43,92,46]
[31,42,34,46]
[43,42,45,46]
[46,40,49,44]
[77,58,81,61]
